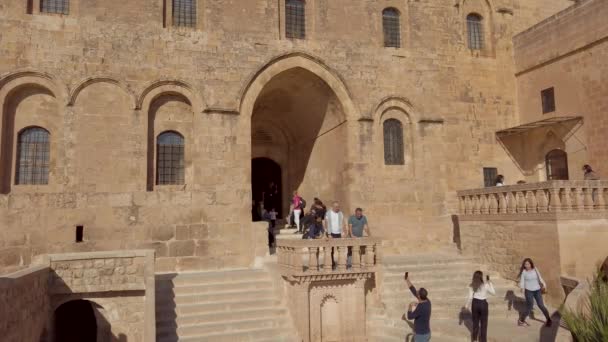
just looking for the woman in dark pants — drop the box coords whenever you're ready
[465,270,495,342]
[517,258,552,327]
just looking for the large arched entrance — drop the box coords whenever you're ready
[54,300,98,342]
[251,157,282,221]
[249,64,350,218]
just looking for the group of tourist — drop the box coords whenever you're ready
[405,258,552,342]
[494,163,600,187]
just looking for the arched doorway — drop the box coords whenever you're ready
[54,300,98,342]
[249,66,349,217]
[546,149,569,180]
[251,157,282,221]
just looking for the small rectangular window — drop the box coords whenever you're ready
[541,87,556,114]
[40,0,69,15]
[483,167,497,187]
[76,225,83,243]
[173,0,196,28]
[285,0,305,39]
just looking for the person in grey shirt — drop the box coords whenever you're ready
[348,208,371,237]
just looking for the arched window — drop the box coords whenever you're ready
[16,127,50,185]
[467,13,484,50]
[546,149,569,180]
[286,0,305,39]
[156,131,185,185]
[383,119,404,165]
[383,8,401,48]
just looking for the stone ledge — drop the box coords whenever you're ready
[46,249,155,262]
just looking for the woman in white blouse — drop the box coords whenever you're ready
[517,258,552,327]
[465,270,495,342]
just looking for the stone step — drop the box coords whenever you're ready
[155,279,273,294]
[382,254,476,267]
[382,283,517,297]
[157,316,289,338]
[157,307,288,327]
[169,327,298,342]
[156,269,270,285]
[157,288,273,306]
[157,298,282,316]
[383,260,483,272]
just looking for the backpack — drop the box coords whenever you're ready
[300,198,307,210]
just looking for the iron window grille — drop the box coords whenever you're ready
[383,8,401,48]
[286,0,305,39]
[383,119,405,165]
[541,87,556,114]
[16,127,50,185]
[40,0,69,15]
[156,131,185,185]
[483,167,498,187]
[173,0,197,28]
[467,14,484,50]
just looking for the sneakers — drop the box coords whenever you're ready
[518,320,530,327]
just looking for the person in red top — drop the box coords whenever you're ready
[292,191,303,233]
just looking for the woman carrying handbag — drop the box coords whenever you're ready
[517,258,552,327]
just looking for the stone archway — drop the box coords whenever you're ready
[249,66,350,215]
[54,300,98,342]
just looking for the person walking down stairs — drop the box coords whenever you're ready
[405,272,432,342]
[464,270,495,342]
[517,258,552,327]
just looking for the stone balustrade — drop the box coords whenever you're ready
[276,237,380,277]
[457,180,608,219]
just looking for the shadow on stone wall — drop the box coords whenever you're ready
[154,273,178,342]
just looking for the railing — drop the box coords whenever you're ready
[457,180,608,216]
[276,237,380,276]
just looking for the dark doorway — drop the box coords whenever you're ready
[252,157,282,221]
[546,149,569,180]
[54,300,98,342]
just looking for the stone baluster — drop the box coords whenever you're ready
[506,192,516,214]
[323,246,332,272]
[489,194,498,214]
[597,187,606,210]
[364,244,375,268]
[337,246,347,271]
[548,188,561,212]
[498,192,507,214]
[583,187,594,211]
[536,190,548,213]
[351,246,361,271]
[473,195,481,215]
[573,187,584,212]
[309,247,319,271]
[561,187,572,211]
[293,247,302,272]
[480,195,489,214]
[464,196,471,214]
[526,190,538,213]
[516,191,526,213]
[459,196,465,214]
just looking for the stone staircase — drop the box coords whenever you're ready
[368,252,571,342]
[156,269,299,342]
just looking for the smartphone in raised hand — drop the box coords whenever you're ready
[404,272,409,280]
[486,275,490,281]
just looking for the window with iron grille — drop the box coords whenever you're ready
[541,87,556,114]
[383,8,401,48]
[383,119,405,165]
[483,167,498,187]
[286,0,305,39]
[467,13,484,50]
[16,127,50,185]
[40,0,69,15]
[156,131,185,185]
[173,0,197,28]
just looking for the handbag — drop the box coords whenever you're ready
[535,269,547,294]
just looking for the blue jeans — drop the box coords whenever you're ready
[413,333,431,342]
[521,289,551,321]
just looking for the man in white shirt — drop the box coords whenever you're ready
[324,201,345,269]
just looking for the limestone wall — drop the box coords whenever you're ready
[0,0,575,271]
[0,266,50,342]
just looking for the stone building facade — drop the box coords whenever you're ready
[0,0,577,276]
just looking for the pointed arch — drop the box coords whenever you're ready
[239,52,359,122]
[68,77,137,109]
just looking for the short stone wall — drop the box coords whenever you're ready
[0,265,50,342]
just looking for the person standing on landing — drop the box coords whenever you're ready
[348,208,371,238]
[292,191,303,233]
[324,201,346,268]
[465,271,495,342]
[517,258,552,327]
[405,272,432,342]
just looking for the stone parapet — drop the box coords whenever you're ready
[457,180,608,220]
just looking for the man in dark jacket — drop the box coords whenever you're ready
[405,272,432,342]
